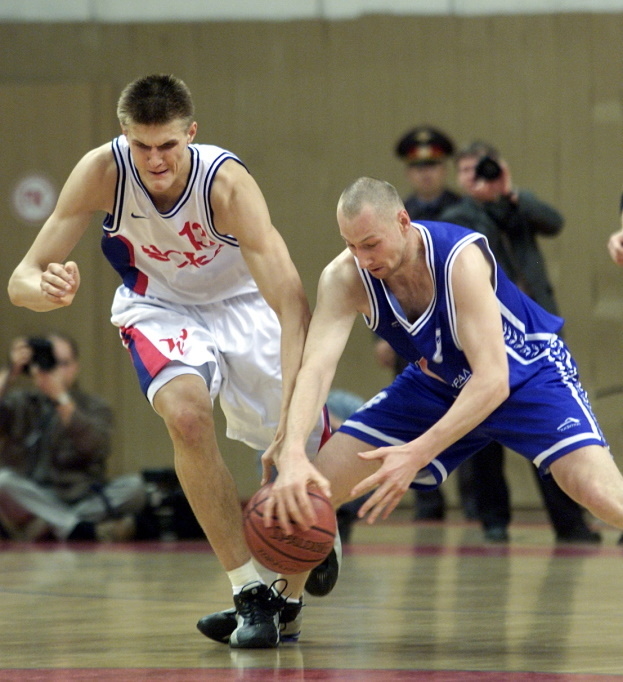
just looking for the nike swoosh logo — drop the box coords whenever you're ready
[131,212,148,219]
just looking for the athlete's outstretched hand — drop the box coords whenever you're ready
[261,445,331,535]
[349,443,425,524]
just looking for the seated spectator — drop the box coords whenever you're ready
[0,333,146,541]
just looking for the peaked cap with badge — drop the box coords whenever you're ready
[395,126,455,166]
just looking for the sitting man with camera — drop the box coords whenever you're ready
[0,333,146,541]
[440,140,602,545]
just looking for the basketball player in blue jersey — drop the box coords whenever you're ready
[8,74,330,649]
[252,175,623,602]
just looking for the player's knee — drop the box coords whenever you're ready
[575,480,617,516]
[162,397,214,447]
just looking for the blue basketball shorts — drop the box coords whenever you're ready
[338,359,607,490]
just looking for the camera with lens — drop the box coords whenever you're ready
[474,155,502,181]
[22,337,57,373]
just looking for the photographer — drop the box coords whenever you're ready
[440,141,600,544]
[444,141,563,310]
[0,333,146,541]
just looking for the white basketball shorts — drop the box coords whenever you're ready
[110,285,325,453]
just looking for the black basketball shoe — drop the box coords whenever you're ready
[304,530,342,597]
[197,581,303,646]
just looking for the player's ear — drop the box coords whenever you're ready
[187,121,198,143]
[398,208,411,231]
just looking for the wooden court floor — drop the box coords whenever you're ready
[1,510,622,681]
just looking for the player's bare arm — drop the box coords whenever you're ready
[353,243,510,523]
[263,253,366,532]
[8,144,116,311]
[419,243,510,440]
[210,160,310,433]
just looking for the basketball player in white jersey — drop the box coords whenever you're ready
[8,74,329,649]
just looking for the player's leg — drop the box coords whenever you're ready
[280,430,382,598]
[315,431,383,508]
[198,365,472,642]
[302,366,469,598]
[115,292,287,647]
[153,373,250,570]
[531,466,601,543]
[482,341,620,535]
[196,293,328,646]
[196,430,377,644]
[154,373,283,648]
[217,291,332,599]
[549,445,623,529]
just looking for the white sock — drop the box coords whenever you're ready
[227,560,263,594]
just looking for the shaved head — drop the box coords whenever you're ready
[337,177,404,223]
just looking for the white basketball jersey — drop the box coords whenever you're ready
[102,136,258,305]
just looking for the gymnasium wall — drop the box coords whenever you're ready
[2,14,623,506]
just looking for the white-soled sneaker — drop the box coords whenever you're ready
[197,581,302,647]
[229,581,280,649]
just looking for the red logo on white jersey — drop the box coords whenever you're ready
[160,328,188,355]
[179,221,211,250]
[141,221,223,269]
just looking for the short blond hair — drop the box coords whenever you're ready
[338,177,404,221]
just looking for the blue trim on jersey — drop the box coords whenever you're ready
[101,233,142,293]
[202,151,245,248]
[127,145,153,206]
[126,144,200,218]
[123,144,152,207]
[158,145,200,218]
[104,137,127,234]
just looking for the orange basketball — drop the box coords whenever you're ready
[243,483,337,574]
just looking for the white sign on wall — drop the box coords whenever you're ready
[11,173,58,225]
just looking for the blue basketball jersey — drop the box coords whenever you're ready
[341,221,606,485]
[357,221,564,392]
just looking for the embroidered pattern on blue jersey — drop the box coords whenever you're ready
[501,302,558,364]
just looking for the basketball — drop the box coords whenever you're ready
[243,482,337,574]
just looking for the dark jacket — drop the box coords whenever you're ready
[440,190,563,315]
[404,189,461,222]
[0,387,113,503]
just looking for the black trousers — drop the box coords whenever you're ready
[414,459,476,519]
[470,441,592,536]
